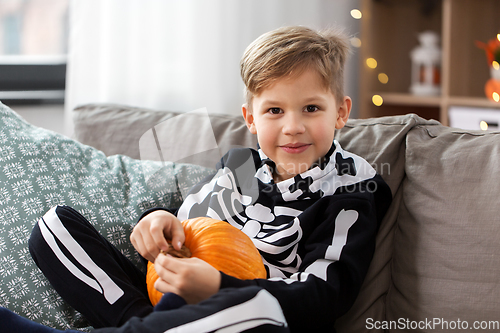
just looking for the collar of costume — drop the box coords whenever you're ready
[255,141,337,185]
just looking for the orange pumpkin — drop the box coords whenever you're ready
[146,217,267,305]
[485,79,500,102]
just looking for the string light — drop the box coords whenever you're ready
[497,33,500,42]
[493,61,500,70]
[372,95,383,106]
[480,121,488,131]
[350,37,362,48]
[493,92,500,102]
[378,73,389,84]
[366,58,378,69]
[350,9,362,19]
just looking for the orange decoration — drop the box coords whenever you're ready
[146,217,267,305]
[485,79,500,102]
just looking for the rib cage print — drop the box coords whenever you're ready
[177,165,304,277]
[176,142,377,279]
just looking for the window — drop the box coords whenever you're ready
[0,0,69,105]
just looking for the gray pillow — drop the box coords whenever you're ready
[0,102,214,330]
[387,123,500,327]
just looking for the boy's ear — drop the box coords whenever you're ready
[242,104,257,134]
[335,96,352,129]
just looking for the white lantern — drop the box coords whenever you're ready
[410,31,441,96]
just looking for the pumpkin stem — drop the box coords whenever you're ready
[162,242,192,258]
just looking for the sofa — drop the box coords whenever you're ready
[1,101,499,332]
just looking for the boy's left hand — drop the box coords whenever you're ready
[154,254,221,304]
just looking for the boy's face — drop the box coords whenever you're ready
[242,68,351,182]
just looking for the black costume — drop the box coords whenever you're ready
[26,142,391,332]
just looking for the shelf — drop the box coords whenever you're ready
[359,0,500,126]
[377,93,500,109]
[377,93,441,107]
[447,96,500,109]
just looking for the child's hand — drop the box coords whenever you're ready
[154,253,221,304]
[130,210,185,262]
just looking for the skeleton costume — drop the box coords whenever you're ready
[25,141,391,333]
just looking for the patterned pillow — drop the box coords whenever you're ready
[0,102,214,330]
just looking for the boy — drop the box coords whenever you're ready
[2,26,391,332]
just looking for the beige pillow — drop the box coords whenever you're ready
[73,104,257,169]
[387,124,500,331]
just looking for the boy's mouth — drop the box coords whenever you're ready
[279,143,311,154]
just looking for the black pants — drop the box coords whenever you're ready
[29,206,289,333]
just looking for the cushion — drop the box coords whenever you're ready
[0,102,214,330]
[386,124,500,329]
[73,103,258,169]
[334,114,440,332]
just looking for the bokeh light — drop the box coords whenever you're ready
[351,9,362,19]
[493,92,500,102]
[366,58,378,69]
[378,73,389,84]
[350,37,362,48]
[372,95,383,106]
[480,121,488,131]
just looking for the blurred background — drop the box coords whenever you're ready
[0,0,361,138]
[1,0,499,138]
[0,0,67,132]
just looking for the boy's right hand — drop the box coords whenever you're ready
[130,210,185,262]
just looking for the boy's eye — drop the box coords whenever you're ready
[268,108,282,114]
[305,105,319,113]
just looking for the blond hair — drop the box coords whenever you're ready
[240,26,351,107]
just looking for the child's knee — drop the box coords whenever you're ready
[52,205,91,226]
[28,205,92,260]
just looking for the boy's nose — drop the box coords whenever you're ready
[282,113,306,135]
